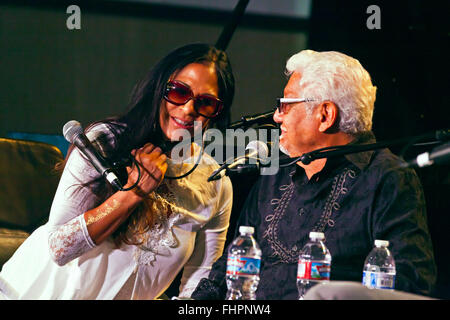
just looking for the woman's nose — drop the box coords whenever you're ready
[180,99,197,117]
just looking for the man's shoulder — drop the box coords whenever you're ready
[366,148,422,185]
[371,148,404,168]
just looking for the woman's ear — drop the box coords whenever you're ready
[318,101,339,133]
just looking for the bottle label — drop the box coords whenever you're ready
[297,260,331,280]
[362,271,395,289]
[226,256,261,277]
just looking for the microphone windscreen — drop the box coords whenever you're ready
[246,140,269,159]
[63,120,83,143]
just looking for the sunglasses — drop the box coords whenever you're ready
[164,80,223,118]
[276,97,316,114]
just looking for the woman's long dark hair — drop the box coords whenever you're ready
[116,42,235,152]
[57,43,235,246]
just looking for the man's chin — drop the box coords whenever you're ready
[279,144,290,156]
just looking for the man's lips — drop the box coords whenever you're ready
[280,126,287,138]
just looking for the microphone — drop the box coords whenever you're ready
[208,140,269,181]
[63,120,123,190]
[404,142,450,168]
[227,140,270,171]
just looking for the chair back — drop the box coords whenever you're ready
[0,138,63,232]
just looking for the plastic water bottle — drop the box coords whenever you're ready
[226,226,262,300]
[362,240,396,290]
[297,232,332,299]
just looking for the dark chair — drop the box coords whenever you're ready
[0,138,63,269]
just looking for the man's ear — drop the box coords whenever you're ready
[318,101,339,133]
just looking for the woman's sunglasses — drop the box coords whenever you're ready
[164,80,223,118]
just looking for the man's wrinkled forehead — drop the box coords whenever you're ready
[284,72,302,97]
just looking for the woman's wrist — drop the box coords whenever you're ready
[122,184,148,201]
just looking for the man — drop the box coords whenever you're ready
[191,50,437,300]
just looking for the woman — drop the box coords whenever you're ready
[0,43,235,299]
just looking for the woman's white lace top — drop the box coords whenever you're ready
[0,123,233,300]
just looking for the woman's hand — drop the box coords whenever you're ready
[125,143,168,198]
[82,143,167,245]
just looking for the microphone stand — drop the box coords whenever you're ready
[227,130,449,176]
[281,130,448,168]
[208,162,260,182]
[214,109,448,178]
[228,110,275,130]
[295,130,448,166]
[295,137,415,166]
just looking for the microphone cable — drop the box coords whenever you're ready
[165,139,205,180]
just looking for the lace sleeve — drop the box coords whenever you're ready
[46,146,100,266]
[46,122,121,266]
[48,215,96,266]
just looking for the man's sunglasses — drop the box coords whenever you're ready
[164,80,223,118]
[276,97,316,114]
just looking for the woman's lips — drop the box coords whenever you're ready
[171,116,194,129]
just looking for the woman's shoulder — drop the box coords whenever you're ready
[85,120,126,142]
[85,120,127,158]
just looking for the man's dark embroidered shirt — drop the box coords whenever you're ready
[192,133,436,300]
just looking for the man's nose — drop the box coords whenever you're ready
[273,108,283,124]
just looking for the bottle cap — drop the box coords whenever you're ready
[309,232,325,240]
[239,226,254,235]
[375,239,389,247]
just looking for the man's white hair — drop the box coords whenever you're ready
[285,50,377,134]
